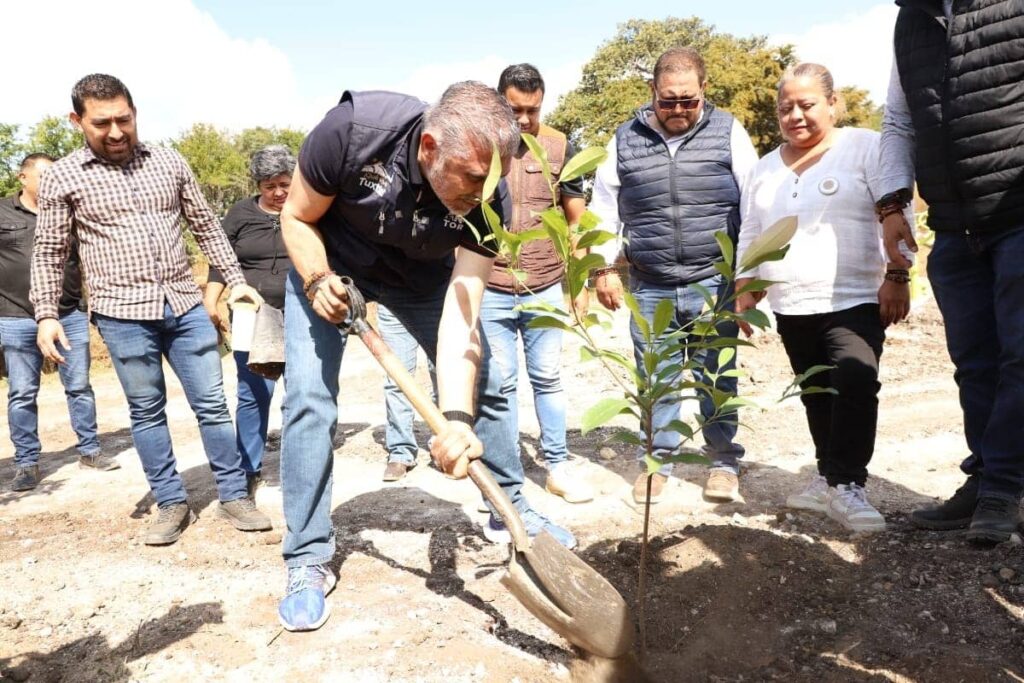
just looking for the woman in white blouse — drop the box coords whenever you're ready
[736,63,911,533]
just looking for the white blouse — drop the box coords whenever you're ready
[737,127,913,316]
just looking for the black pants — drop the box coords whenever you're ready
[775,303,885,487]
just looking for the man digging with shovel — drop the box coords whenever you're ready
[276,81,577,631]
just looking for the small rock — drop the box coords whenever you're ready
[74,606,96,621]
[940,623,950,635]
[262,531,283,545]
[39,626,53,637]
[818,619,837,635]
[1,613,22,630]
[598,447,617,461]
[981,573,1001,588]
[999,567,1016,582]
[732,513,747,526]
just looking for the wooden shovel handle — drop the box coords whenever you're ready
[351,319,530,547]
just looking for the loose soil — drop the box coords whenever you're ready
[2,297,1023,682]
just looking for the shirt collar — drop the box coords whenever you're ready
[81,141,151,167]
[408,119,425,186]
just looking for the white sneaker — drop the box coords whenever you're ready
[826,483,886,533]
[786,474,829,512]
[545,463,594,504]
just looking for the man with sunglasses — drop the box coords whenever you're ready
[590,47,759,506]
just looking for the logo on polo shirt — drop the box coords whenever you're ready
[359,160,394,197]
[443,213,462,231]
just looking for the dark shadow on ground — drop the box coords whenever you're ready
[578,520,1024,682]
[330,486,570,663]
[0,427,133,508]
[0,601,223,683]
[129,422,370,517]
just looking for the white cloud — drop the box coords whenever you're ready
[771,4,898,104]
[5,0,322,140]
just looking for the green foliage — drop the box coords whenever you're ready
[546,17,797,155]
[26,116,84,159]
[0,123,21,197]
[840,86,883,131]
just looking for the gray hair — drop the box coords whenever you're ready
[778,63,847,122]
[249,144,296,184]
[423,81,519,161]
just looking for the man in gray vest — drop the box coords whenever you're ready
[880,1,1024,543]
[590,47,758,506]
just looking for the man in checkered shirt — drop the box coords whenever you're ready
[30,74,272,546]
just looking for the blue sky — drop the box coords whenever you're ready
[4,0,898,140]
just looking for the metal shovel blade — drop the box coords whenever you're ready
[502,530,634,658]
[344,311,635,659]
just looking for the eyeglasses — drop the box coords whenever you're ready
[656,97,702,111]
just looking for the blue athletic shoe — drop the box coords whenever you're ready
[278,564,337,631]
[482,508,578,550]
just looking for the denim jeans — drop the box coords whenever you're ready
[929,227,1024,501]
[480,284,568,468]
[378,304,436,466]
[233,350,277,474]
[629,275,745,475]
[0,309,99,466]
[280,270,524,567]
[93,302,247,506]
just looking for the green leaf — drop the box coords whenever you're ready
[717,347,735,369]
[575,228,618,250]
[578,209,602,231]
[526,315,574,332]
[651,298,675,337]
[521,133,555,203]
[739,215,797,273]
[733,278,777,297]
[607,430,643,446]
[581,397,633,434]
[482,142,503,208]
[664,420,695,439]
[623,292,650,340]
[737,308,771,329]
[712,260,733,279]
[559,146,608,184]
[714,231,735,267]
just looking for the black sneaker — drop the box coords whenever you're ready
[11,465,39,492]
[965,496,1022,544]
[910,474,979,530]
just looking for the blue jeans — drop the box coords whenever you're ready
[233,350,277,474]
[929,228,1024,501]
[0,309,99,466]
[629,275,745,475]
[480,284,568,468]
[378,304,436,466]
[280,270,524,567]
[93,303,247,506]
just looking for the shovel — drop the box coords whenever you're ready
[337,277,634,658]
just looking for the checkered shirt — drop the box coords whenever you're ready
[31,143,244,321]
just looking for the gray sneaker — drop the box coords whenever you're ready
[11,465,39,492]
[79,454,121,471]
[218,497,272,531]
[144,503,196,545]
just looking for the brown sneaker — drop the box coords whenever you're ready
[382,461,410,482]
[144,503,196,545]
[704,469,740,502]
[632,472,668,504]
[79,454,121,471]
[217,497,272,531]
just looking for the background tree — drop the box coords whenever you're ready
[547,17,878,155]
[25,116,84,159]
[0,124,22,197]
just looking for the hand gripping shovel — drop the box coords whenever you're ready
[337,277,634,658]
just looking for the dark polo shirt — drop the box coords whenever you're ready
[0,192,83,318]
[299,91,509,292]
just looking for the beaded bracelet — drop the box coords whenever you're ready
[302,270,336,304]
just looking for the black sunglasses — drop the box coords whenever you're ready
[656,97,702,111]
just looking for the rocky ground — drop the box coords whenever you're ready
[2,297,1023,682]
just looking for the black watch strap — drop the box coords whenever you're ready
[442,410,475,426]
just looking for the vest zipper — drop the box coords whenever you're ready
[939,4,967,232]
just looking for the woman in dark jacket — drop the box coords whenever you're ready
[205,145,295,496]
